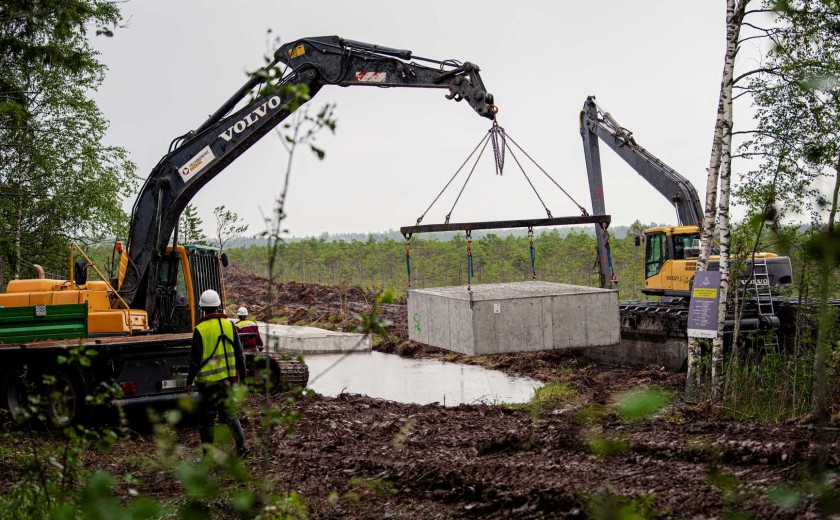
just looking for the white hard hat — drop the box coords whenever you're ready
[199,289,221,309]
[237,307,248,317]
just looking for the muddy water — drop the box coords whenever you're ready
[303,351,541,406]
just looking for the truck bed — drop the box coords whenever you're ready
[0,332,193,351]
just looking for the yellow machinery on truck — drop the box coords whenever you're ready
[0,35,498,424]
[0,242,220,336]
[579,96,792,297]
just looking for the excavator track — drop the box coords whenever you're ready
[619,296,840,345]
[245,352,310,390]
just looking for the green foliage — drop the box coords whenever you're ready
[349,477,397,500]
[0,0,137,283]
[576,403,611,426]
[260,492,309,519]
[505,380,576,414]
[227,227,648,300]
[213,204,249,252]
[583,488,660,519]
[0,342,316,519]
[0,348,136,519]
[585,433,631,459]
[766,470,840,516]
[179,204,209,246]
[616,388,670,422]
[722,349,824,421]
[354,293,394,338]
[706,468,753,519]
[736,0,840,224]
[75,470,164,520]
[768,485,802,509]
[178,463,219,498]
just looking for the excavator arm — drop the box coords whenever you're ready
[580,96,704,289]
[120,35,497,320]
[580,96,704,227]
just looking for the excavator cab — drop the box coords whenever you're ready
[641,226,700,296]
[117,243,226,333]
[639,225,792,298]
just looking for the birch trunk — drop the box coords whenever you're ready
[713,126,733,401]
[711,0,750,400]
[686,0,748,403]
[685,72,725,404]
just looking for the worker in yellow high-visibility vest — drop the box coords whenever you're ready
[185,289,248,457]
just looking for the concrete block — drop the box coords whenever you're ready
[258,323,371,354]
[407,281,619,355]
[580,336,687,371]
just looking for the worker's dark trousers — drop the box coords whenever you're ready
[197,379,246,453]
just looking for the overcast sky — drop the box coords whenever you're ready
[91,1,757,239]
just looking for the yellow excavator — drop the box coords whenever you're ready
[579,96,792,297]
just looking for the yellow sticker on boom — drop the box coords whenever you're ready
[692,288,717,299]
[288,45,305,59]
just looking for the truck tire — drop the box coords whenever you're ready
[245,352,309,391]
[1,367,32,424]
[42,368,86,427]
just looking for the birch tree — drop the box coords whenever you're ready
[736,1,840,223]
[178,204,208,246]
[735,1,840,418]
[686,0,752,402]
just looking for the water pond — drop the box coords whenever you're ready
[303,351,541,406]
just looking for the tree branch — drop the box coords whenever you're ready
[740,21,773,33]
[733,67,783,85]
[733,90,753,101]
[743,8,778,16]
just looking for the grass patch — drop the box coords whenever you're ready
[576,403,610,426]
[504,381,577,413]
[583,488,661,519]
[722,352,821,422]
[585,433,631,459]
[616,387,672,422]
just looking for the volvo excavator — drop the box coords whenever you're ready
[579,96,797,367]
[579,96,792,297]
[0,36,498,424]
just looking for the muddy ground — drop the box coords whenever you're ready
[6,267,840,518]
[227,267,840,518]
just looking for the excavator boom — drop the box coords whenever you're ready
[580,96,703,228]
[120,36,497,326]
